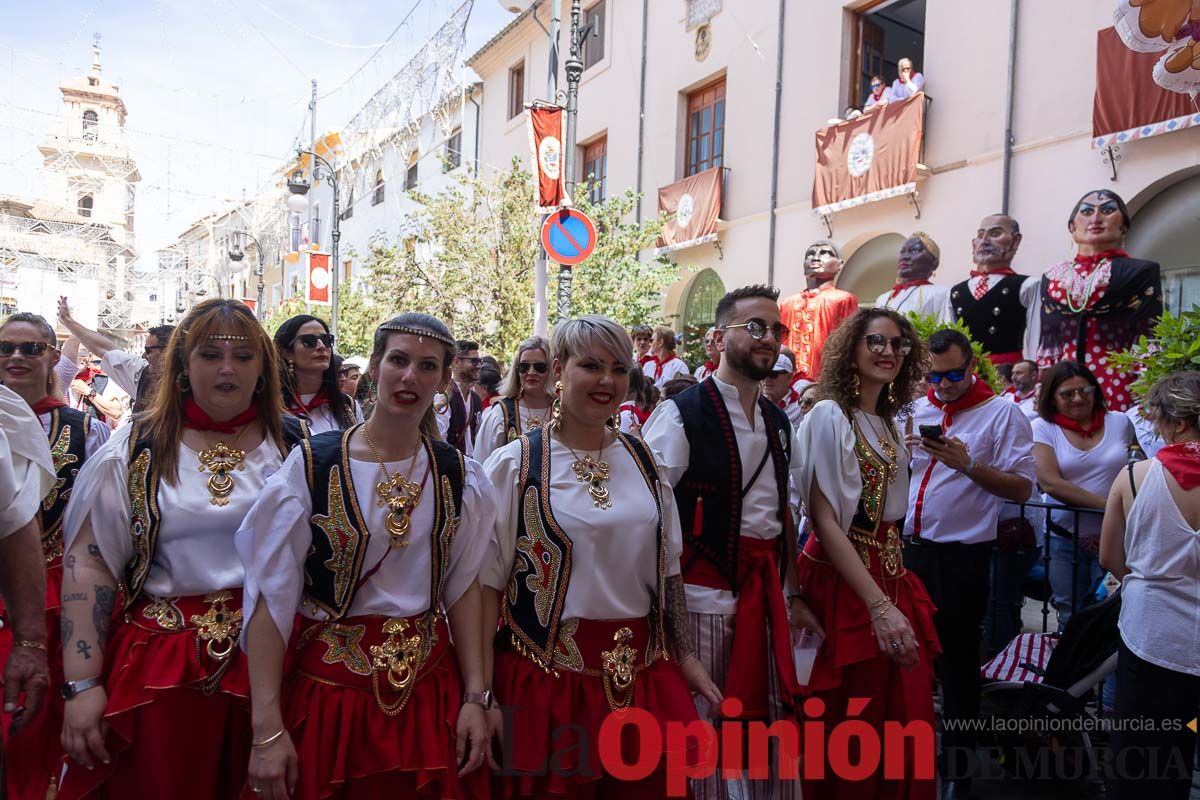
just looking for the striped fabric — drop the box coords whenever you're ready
[981,632,1059,684]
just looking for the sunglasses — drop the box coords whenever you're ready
[458,356,482,367]
[926,364,971,384]
[0,341,50,357]
[799,397,816,409]
[862,334,913,356]
[870,83,883,89]
[1056,385,1095,401]
[724,318,787,342]
[518,362,548,374]
[143,345,165,354]
[292,333,334,350]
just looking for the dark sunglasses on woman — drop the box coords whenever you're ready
[518,362,548,374]
[292,333,334,350]
[0,341,49,357]
[862,334,913,356]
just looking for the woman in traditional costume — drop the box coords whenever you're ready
[1036,189,1162,412]
[239,312,494,800]
[481,315,716,799]
[57,299,307,799]
[0,312,110,800]
[795,307,940,800]
[274,315,361,433]
[473,336,554,462]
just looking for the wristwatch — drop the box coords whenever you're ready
[86,388,97,400]
[60,676,103,701]
[462,689,494,710]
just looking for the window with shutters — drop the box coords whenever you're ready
[405,155,419,191]
[78,194,93,218]
[582,1,606,70]
[685,78,725,177]
[508,62,525,120]
[582,137,607,203]
[445,128,462,171]
[373,170,385,205]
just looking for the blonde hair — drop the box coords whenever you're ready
[499,335,553,400]
[911,231,941,267]
[652,325,677,352]
[551,316,634,369]
[1145,371,1200,439]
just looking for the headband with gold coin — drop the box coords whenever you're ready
[377,323,454,349]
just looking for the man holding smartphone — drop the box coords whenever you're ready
[903,328,1035,799]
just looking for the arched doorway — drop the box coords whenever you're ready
[678,268,725,363]
[840,233,904,303]
[1128,172,1200,314]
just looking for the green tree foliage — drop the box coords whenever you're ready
[905,312,1004,393]
[262,284,376,357]
[1108,307,1200,403]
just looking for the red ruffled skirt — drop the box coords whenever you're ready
[56,590,251,800]
[1,560,65,800]
[492,617,700,799]
[272,614,487,800]
[796,526,940,800]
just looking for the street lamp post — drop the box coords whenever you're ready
[557,0,586,321]
[227,231,266,319]
[287,150,340,336]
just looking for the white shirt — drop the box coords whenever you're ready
[650,355,690,389]
[642,374,799,614]
[875,283,954,325]
[237,444,495,647]
[296,392,364,435]
[1126,405,1163,458]
[473,398,552,464]
[38,410,110,459]
[907,390,1037,544]
[433,393,452,439]
[797,402,910,535]
[1032,412,1133,539]
[694,362,717,382]
[0,385,55,537]
[63,425,285,597]
[1119,460,1200,677]
[99,350,147,399]
[481,432,683,620]
[1003,387,1040,420]
[54,355,77,403]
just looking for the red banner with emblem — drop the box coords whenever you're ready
[527,105,566,211]
[657,166,723,250]
[307,252,331,305]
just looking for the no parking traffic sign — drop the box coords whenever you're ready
[541,208,597,267]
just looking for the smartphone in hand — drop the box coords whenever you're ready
[918,424,944,441]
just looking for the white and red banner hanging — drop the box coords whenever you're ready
[307,252,331,305]
[527,105,566,211]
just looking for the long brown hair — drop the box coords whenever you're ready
[142,299,286,484]
[816,307,926,419]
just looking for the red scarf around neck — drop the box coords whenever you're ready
[890,278,932,299]
[183,396,258,434]
[289,389,330,417]
[1053,408,1106,439]
[638,353,658,367]
[701,360,717,374]
[75,366,102,384]
[621,401,652,425]
[32,396,68,415]
[970,266,1016,278]
[1073,249,1129,271]
[927,376,996,427]
[1156,441,1200,490]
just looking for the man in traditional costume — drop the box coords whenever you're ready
[875,232,953,324]
[779,240,859,381]
[447,340,483,455]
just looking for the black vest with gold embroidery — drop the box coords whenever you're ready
[300,425,465,620]
[124,415,309,608]
[501,427,668,671]
[498,397,521,444]
[40,407,90,562]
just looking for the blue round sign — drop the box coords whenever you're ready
[541,208,597,266]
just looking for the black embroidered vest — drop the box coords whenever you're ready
[671,378,792,591]
[301,426,465,620]
[497,397,521,444]
[447,386,481,454]
[40,407,90,562]
[950,273,1028,356]
[124,414,309,608]
[502,427,668,671]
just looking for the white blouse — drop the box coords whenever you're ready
[481,431,683,620]
[0,386,55,538]
[38,410,110,458]
[1032,411,1132,539]
[63,425,285,597]
[795,400,910,535]
[473,399,552,463]
[298,393,364,435]
[236,444,496,646]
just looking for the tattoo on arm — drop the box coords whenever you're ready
[76,640,93,660]
[62,592,88,603]
[93,584,116,650]
[87,543,102,560]
[60,614,74,645]
[66,553,77,582]
[662,575,697,663]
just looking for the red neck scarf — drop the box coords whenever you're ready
[31,396,68,415]
[182,396,258,434]
[1156,442,1200,490]
[1074,249,1129,271]
[75,366,101,383]
[289,389,330,417]
[1053,408,1106,438]
[621,401,652,425]
[927,376,996,427]
[890,278,932,299]
[638,353,657,367]
[701,360,717,374]
[970,266,1016,278]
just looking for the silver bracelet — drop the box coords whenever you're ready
[962,456,978,475]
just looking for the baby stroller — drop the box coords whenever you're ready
[977,589,1122,795]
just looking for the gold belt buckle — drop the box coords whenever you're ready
[190,591,242,661]
[369,618,424,691]
[601,627,638,710]
[881,527,903,578]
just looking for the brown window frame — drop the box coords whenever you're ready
[685,77,726,177]
[508,61,525,120]
[582,136,607,203]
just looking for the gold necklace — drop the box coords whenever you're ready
[860,410,899,484]
[562,430,613,510]
[362,425,423,548]
[197,424,252,507]
[516,393,550,432]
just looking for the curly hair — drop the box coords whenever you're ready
[815,307,927,419]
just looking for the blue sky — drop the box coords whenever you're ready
[0,0,515,264]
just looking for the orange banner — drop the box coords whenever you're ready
[527,106,565,211]
[812,93,925,217]
[657,166,722,250]
[307,252,330,306]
